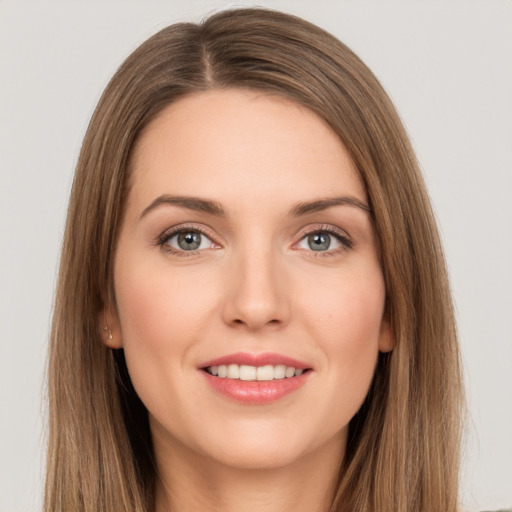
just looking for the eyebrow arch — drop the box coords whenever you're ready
[289,196,372,216]
[140,195,225,219]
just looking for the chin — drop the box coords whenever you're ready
[191,421,345,472]
[205,442,310,471]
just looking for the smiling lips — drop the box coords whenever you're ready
[200,352,312,404]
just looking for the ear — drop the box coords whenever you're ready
[378,315,395,353]
[99,305,123,349]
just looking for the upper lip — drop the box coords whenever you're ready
[200,352,311,370]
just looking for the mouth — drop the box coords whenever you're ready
[203,364,310,381]
[199,352,312,404]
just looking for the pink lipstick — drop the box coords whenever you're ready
[199,352,312,404]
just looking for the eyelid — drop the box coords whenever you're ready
[155,222,353,256]
[156,223,221,252]
[293,224,354,251]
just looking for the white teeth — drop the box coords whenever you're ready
[256,365,274,381]
[227,364,239,379]
[206,364,306,381]
[239,365,257,381]
[274,365,286,379]
[285,367,295,378]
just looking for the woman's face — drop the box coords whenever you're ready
[108,89,392,471]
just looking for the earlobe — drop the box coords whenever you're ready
[378,316,395,353]
[100,307,123,349]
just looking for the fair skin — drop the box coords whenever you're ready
[103,89,393,512]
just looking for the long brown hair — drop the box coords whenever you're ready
[45,8,463,512]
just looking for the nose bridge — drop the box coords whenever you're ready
[222,233,290,330]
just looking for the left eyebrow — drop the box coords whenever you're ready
[289,196,372,216]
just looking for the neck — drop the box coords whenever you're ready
[154,433,344,512]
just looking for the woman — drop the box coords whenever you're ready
[45,8,464,512]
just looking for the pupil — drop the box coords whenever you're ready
[178,232,201,250]
[308,233,330,251]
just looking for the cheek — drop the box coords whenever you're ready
[298,266,385,412]
[302,266,386,346]
[114,255,217,350]
[112,253,219,406]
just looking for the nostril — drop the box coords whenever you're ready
[232,318,281,327]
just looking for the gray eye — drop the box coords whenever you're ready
[307,233,330,251]
[166,230,213,251]
[178,232,202,250]
[297,231,343,252]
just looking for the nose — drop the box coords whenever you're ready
[221,245,291,331]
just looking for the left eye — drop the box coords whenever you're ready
[297,232,343,252]
[165,230,214,251]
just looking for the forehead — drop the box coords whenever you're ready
[128,88,366,214]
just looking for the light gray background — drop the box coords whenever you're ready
[1,1,511,511]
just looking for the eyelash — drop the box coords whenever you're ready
[296,224,354,257]
[156,223,353,257]
[156,224,218,257]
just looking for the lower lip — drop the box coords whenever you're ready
[202,371,310,404]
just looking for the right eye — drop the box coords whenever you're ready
[161,229,216,253]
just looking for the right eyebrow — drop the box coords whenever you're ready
[139,195,226,220]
